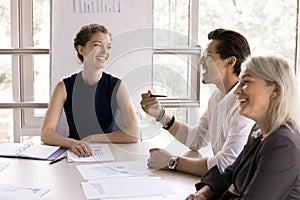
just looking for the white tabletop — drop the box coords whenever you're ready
[0,141,201,200]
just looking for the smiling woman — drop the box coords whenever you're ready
[40,24,139,157]
[235,68,278,129]
[187,55,300,200]
[236,55,299,136]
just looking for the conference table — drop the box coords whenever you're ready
[0,137,203,200]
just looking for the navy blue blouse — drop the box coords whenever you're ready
[63,71,121,140]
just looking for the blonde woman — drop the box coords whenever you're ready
[187,55,300,200]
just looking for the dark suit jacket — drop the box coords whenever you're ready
[195,123,300,200]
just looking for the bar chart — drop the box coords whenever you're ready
[72,0,121,14]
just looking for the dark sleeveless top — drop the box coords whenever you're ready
[63,71,121,140]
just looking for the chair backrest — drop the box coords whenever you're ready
[55,110,69,137]
[137,111,162,142]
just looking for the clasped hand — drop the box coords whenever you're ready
[147,148,172,170]
[185,192,208,200]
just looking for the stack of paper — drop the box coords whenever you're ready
[75,146,175,199]
[81,177,175,199]
[76,160,151,180]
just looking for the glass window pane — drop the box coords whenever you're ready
[198,0,298,116]
[33,0,50,48]
[153,0,190,46]
[153,54,190,98]
[0,109,13,143]
[33,55,49,116]
[0,1,12,143]
[0,0,11,48]
[34,55,49,102]
[0,55,12,102]
[198,0,297,68]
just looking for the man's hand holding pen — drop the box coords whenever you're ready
[140,90,166,119]
[150,94,167,97]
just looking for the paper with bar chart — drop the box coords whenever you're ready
[67,143,115,163]
[72,0,121,14]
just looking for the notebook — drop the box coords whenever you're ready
[0,142,66,160]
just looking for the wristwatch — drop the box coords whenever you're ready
[168,156,178,170]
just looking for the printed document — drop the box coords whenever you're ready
[81,176,175,199]
[0,184,50,200]
[76,160,151,180]
[67,144,114,163]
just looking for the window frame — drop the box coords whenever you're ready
[152,0,201,125]
[0,0,50,142]
[1,0,300,142]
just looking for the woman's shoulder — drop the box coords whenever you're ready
[102,72,121,81]
[271,124,300,140]
[62,72,81,89]
[260,124,300,171]
[53,80,66,92]
[263,124,300,152]
[101,72,122,88]
[63,72,79,82]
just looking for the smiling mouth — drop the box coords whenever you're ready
[96,56,106,62]
[238,98,248,104]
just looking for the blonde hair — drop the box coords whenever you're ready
[242,55,299,135]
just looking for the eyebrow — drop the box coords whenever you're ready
[240,73,252,79]
[93,40,111,45]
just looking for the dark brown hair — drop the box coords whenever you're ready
[208,28,251,76]
[73,23,112,63]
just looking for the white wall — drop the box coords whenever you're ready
[51,0,153,109]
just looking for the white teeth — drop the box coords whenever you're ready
[96,56,106,61]
[239,99,247,103]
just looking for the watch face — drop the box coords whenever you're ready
[168,157,177,169]
[169,159,176,167]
